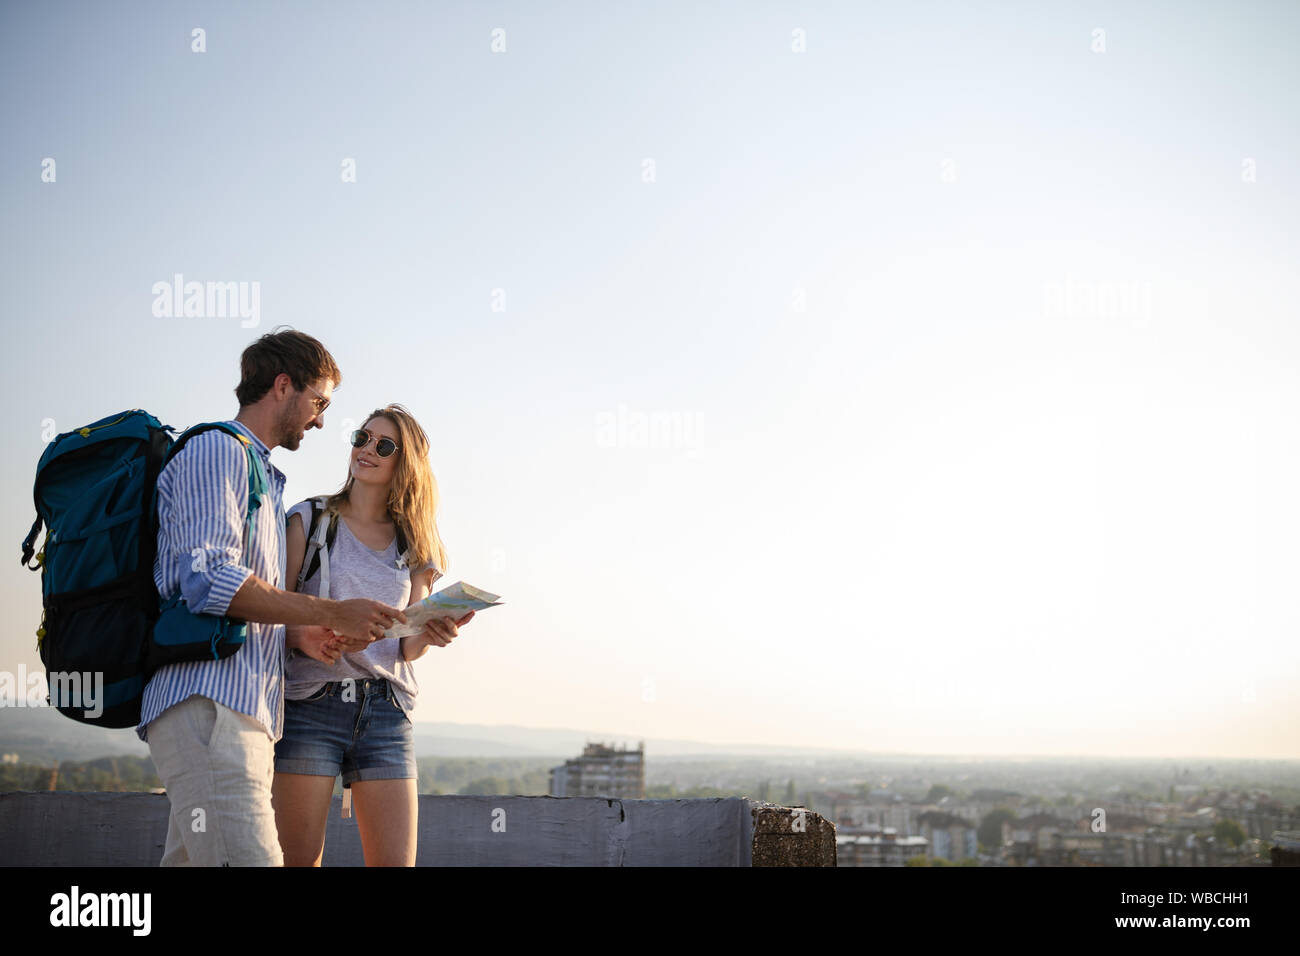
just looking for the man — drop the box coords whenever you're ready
[139,328,407,866]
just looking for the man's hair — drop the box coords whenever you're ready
[234,327,342,407]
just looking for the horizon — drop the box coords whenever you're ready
[4,706,1298,764]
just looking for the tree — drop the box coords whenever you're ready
[463,776,506,795]
[978,807,1017,852]
[926,784,954,803]
[1213,820,1246,848]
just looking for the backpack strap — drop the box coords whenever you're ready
[394,524,409,569]
[139,427,173,590]
[317,506,333,600]
[156,422,268,613]
[163,423,267,542]
[21,515,43,570]
[296,496,333,594]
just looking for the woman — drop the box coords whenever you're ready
[271,403,472,866]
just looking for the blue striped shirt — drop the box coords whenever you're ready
[137,420,288,743]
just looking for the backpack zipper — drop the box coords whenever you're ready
[75,411,134,439]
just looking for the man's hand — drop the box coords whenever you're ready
[328,598,407,643]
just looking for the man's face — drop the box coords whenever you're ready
[275,376,334,451]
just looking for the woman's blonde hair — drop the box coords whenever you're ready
[326,403,448,574]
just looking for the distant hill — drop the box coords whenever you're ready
[0,707,866,763]
[0,708,150,764]
[392,721,870,758]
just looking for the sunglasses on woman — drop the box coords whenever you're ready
[350,428,400,458]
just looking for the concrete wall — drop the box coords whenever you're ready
[751,802,838,866]
[0,792,754,866]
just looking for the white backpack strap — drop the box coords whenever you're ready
[317,523,330,599]
[296,497,334,594]
[315,498,333,599]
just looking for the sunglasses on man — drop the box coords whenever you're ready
[350,428,400,458]
[302,381,331,416]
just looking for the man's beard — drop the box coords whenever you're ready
[276,406,302,450]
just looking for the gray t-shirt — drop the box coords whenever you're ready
[284,499,442,715]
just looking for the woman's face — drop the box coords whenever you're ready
[349,416,400,488]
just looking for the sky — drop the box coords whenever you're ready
[2,0,1298,758]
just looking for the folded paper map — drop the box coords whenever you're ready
[384,581,503,639]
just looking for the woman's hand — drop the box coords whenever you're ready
[288,624,347,664]
[422,610,474,648]
[402,611,473,661]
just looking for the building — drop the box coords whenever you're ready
[836,829,929,866]
[918,810,978,861]
[549,741,645,799]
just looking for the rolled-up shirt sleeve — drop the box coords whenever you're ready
[412,558,443,600]
[156,430,254,616]
[424,560,444,587]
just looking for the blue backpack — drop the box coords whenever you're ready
[21,410,268,728]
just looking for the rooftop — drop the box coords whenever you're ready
[0,792,836,866]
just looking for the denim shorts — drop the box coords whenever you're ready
[273,678,416,786]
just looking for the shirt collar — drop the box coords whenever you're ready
[225,419,286,488]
